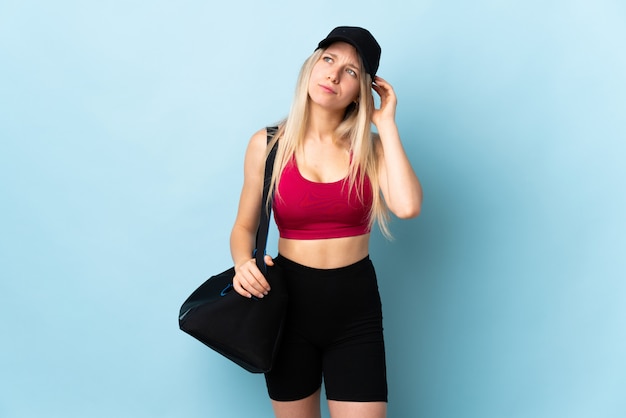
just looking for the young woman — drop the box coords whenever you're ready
[229,26,422,418]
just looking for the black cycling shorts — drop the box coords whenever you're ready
[265,254,388,403]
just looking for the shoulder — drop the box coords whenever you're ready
[246,128,272,156]
[243,127,274,174]
[248,126,279,149]
[249,127,269,147]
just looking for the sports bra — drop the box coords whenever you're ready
[273,157,373,240]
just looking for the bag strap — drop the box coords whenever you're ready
[254,126,279,274]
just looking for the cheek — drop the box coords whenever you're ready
[348,81,361,99]
[310,62,325,80]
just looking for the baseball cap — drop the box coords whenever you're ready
[317,26,381,77]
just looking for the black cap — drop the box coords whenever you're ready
[317,26,381,77]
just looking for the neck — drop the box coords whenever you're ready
[306,102,345,142]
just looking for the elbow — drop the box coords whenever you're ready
[390,191,422,219]
[392,200,422,219]
[386,186,423,219]
[395,205,421,219]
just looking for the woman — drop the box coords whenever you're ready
[229,26,422,418]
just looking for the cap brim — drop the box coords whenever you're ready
[317,37,372,75]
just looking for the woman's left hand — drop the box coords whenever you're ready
[371,76,397,127]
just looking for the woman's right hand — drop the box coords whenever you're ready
[233,255,274,299]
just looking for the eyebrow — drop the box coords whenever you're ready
[325,52,359,71]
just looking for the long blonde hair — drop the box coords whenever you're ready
[267,47,391,238]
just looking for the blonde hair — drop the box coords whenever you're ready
[267,47,391,238]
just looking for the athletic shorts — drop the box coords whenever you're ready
[265,254,388,402]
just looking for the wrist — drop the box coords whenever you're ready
[374,119,399,134]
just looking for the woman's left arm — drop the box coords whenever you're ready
[372,76,423,218]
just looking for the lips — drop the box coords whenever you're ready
[319,84,336,94]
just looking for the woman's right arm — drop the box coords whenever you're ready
[230,129,273,299]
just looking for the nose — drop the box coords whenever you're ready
[327,70,339,83]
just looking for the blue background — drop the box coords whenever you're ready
[1,1,624,417]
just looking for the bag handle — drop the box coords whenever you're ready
[254,126,279,274]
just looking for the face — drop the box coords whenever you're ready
[307,42,362,112]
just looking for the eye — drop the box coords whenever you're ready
[323,56,333,63]
[346,68,358,78]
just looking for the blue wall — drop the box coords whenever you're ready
[1,1,624,417]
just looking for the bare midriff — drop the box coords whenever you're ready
[277,233,370,269]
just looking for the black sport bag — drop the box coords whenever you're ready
[178,127,287,373]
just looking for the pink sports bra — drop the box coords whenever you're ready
[273,157,373,240]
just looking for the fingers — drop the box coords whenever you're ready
[372,76,396,100]
[233,258,272,299]
[372,75,391,88]
[371,76,385,91]
[371,76,397,124]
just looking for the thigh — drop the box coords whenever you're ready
[272,388,322,418]
[323,335,388,402]
[264,329,323,402]
[322,262,388,402]
[328,400,386,418]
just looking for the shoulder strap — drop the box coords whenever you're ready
[254,127,279,273]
